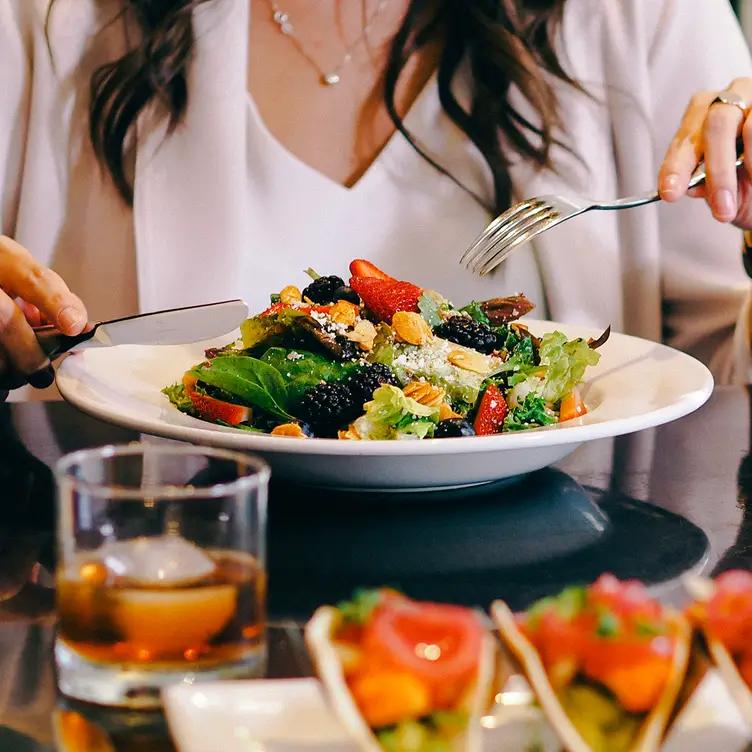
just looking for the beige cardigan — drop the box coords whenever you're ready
[1,0,752,385]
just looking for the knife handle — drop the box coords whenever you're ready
[34,325,97,360]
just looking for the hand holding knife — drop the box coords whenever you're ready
[1,300,249,396]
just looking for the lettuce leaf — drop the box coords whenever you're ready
[194,356,293,421]
[504,393,556,431]
[353,385,439,440]
[162,383,196,416]
[337,589,384,625]
[417,291,446,327]
[538,332,600,403]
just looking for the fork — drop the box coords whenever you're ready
[462,152,745,276]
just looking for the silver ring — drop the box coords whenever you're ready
[711,89,750,116]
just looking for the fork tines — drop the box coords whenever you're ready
[462,198,560,276]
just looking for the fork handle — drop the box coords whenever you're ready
[688,153,745,191]
[596,146,745,211]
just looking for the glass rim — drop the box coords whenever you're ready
[55,442,271,500]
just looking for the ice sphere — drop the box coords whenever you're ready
[98,535,216,585]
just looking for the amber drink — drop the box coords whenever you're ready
[55,445,269,708]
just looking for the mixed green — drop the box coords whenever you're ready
[163,260,606,439]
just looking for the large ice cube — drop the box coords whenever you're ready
[99,535,216,585]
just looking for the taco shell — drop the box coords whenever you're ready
[491,600,691,752]
[683,574,752,727]
[703,636,752,726]
[305,604,497,752]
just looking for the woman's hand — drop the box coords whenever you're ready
[659,79,752,228]
[0,236,88,398]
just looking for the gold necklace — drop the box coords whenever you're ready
[264,0,390,86]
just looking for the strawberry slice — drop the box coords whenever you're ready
[349,259,394,280]
[473,384,508,435]
[349,277,422,322]
[183,373,250,426]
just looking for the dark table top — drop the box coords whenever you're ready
[1,388,751,750]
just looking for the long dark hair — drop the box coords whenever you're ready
[51,0,576,212]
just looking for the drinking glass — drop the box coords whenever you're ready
[54,443,269,708]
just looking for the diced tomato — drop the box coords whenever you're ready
[706,571,752,652]
[559,388,587,422]
[597,652,673,712]
[583,634,674,687]
[349,259,395,281]
[361,599,482,708]
[182,373,250,426]
[589,574,661,623]
[533,606,589,669]
[349,669,431,727]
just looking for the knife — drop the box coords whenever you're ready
[35,299,249,360]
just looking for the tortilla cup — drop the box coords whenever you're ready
[305,604,497,752]
[491,600,691,752]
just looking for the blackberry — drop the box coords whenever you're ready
[333,285,360,304]
[346,363,400,406]
[434,419,476,438]
[434,316,499,354]
[302,275,346,304]
[297,382,358,437]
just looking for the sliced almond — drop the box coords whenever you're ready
[346,320,377,351]
[279,285,302,304]
[392,311,433,346]
[438,403,462,421]
[338,424,361,440]
[330,300,359,327]
[448,348,490,374]
[403,380,445,407]
[271,423,308,438]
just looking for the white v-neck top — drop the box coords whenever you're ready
[4,0,752,396]
[244,81,547,313]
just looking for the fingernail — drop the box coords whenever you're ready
[714,189,736,219]
[28,365,55,390]
[661,174,680,195]
[58,306,84,333]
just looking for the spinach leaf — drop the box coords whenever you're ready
[459,300,490,325]
[194,356,293,421]
[259,347,356,402]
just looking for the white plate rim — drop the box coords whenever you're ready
[56,322,714,456]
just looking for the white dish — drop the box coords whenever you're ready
[163,678,355,752]
[56,321,714,489]
[162,672,750,752]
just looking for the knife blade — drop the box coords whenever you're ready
[35,299,249,360]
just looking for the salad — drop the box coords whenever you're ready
[687,569,752,725]
[492,575,691,752]
[163,259,607,439]
[305,588,495,752]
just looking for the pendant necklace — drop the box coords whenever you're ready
[264,0,390,86]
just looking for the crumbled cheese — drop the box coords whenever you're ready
[287,351,303,361]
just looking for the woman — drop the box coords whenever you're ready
[1,0,751,398]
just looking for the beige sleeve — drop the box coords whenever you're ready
[0,0,34,238]
[648,0,752,384]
